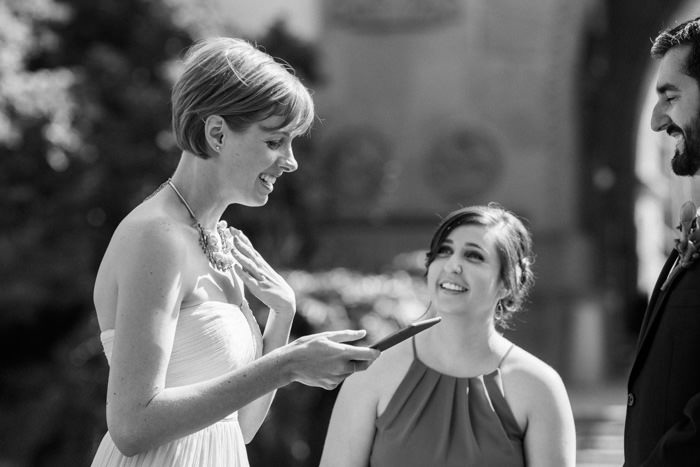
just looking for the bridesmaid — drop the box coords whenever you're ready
[321,204,576,467]
[90,37,378,467]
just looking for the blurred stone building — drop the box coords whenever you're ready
[300,0,699,384]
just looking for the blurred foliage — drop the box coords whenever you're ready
[0,0,192,464]
[0,0,191,337]
[285,267,429,338]
[0,0,82,327]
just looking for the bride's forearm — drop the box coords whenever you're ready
[261,307,295,354]
[107,347,294,456]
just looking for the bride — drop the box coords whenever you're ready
[90,37,379,467]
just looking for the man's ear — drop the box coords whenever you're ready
[204,115,226,152]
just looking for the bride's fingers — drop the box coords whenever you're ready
[229,230,280,282]
[231,247,263,279]
[232,236,265,266]
[234,263,263,285]
[230,228,254,250]
[231,229,266,262]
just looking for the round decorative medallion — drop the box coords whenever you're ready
[424,127,504,203]
[322,128,392,219]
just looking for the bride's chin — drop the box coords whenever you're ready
[240,197,269,208]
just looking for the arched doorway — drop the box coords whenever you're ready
[576,0,689,377]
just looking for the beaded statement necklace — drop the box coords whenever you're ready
[167,178,235,272]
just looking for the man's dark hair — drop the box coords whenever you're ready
[651,16,700,81]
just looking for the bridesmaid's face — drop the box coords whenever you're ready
[426,225,505,320]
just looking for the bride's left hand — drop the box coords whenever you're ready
[229,228,296,315]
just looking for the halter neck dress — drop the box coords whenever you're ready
[369,339,525,467]
[90,300,261,467]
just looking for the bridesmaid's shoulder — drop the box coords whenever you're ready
[500,344,567,398]
[344,336,414,394]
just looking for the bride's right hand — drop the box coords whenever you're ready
[284,330,380,390]
[230,228,296,315]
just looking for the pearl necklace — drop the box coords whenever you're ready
[167,179,235,272]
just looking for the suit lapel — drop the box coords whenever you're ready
[629,250,684,383]
[639,251,679,338]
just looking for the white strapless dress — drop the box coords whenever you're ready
[91,301,262,467]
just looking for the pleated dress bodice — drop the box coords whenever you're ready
[370,341,525,467]
[91,300,261,467]
[100,300,261,387]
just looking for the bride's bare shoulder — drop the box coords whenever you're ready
[95,204,191,289]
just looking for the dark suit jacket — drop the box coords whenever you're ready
[624,249,700,466]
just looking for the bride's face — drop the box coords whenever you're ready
[220,115,298,206]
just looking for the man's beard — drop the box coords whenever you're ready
[671,114,700,176]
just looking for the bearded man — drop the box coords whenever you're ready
[624,16,700,466]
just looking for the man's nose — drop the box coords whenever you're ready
[651,101,671,132]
